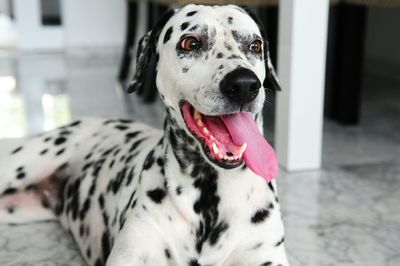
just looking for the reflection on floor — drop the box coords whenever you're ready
[0,51,399,266]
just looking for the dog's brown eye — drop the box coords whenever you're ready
[180,36,202,51]
[249,40,262,54]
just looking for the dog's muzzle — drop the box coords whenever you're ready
[219,68,261,106]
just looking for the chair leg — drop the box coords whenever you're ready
[326,4,367,125]
[118,1,139,85]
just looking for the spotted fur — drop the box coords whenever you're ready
[0,4,287,266]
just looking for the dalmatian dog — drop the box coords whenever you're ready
[0,4,289,266]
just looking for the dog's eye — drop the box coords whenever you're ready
[249,40,262,54]
[180,36,202,51]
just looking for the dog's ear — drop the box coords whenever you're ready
[127,9,175,94]
[240,6,281,92]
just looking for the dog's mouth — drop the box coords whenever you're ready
[181,102,245,169]
[181,101,279,181]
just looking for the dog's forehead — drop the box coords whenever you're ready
[162,5,261,40]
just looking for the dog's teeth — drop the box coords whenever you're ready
[194,110,201,121]
[210,135,215,141]
[238,153,242,159]
[233,155,238,160]
[212,143,219,154]
[239,143,247,153]
[203,127,209,135]
[227,156,234,161]
[218,154,224,159]
[223,155,228,160]
[197,119,204,127]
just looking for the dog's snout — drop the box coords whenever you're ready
[219,68,261,105]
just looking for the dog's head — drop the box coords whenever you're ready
[128,5,280,180]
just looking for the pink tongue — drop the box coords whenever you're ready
[221,113,278,182]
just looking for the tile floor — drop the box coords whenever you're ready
[0,51,399,266]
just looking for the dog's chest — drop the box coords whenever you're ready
[135,162,281,265]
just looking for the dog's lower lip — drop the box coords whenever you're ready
[181,102,245,169]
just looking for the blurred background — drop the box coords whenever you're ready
[0,0,399,265]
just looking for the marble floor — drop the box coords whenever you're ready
[0,51,399,266]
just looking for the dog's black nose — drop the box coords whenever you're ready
[219,68,261,105]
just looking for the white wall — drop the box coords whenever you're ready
[364,7,400,82]
[62,0,125,49]
[13,0,64,50]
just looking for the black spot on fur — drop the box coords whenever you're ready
[115,125,128,131]
[68,120,81,127]
[189,24,199,32]
[143,150,155,170]
[218,65,224,69]
[216,52,224,58]
[176,186,182,195]
[260,262,272,266]
[165,248,171,259]
[275,236,285,247]
[60,130,71,135]
[125,131,140,143]
[44,137,52,142]
[228,54,241,59]
[193,166,220,253]
[251,203,274,224]
[252,242,263,250]
[101,231,111,261]
[156,157,164,167]
[79,224,85,237]
[54,137,66,145]
[7,205,15,214]
[40,149,48,155]
[82,162,93,172]
[209,221,228,245]
[268,182,275,193]
[84,152,92,160]
[147,188,166,204]
[79,199,91,220]
[3,187,17,195]
[189,259,200,266]
[182,67,189,73]
[224,42,232,50]
[86,248,91,259]
[228,16,233,24]
[164,26,173,43]
[11,146,22,154]
[57,162,69,172]
[181,22,190,31]
[187,11,197,16]
[56,148,65,156]
[129,138,146,153]
[16,172,25,179]
[98,194,105,209]
[94,258,103,266]
[108,167,128,194]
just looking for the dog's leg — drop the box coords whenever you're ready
[106,217,173,266]
[0,135,71,196]
[0,120,96,224]
[0,189,56,224]
[0,120,92,197]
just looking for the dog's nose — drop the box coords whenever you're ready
[219,68,261,105]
